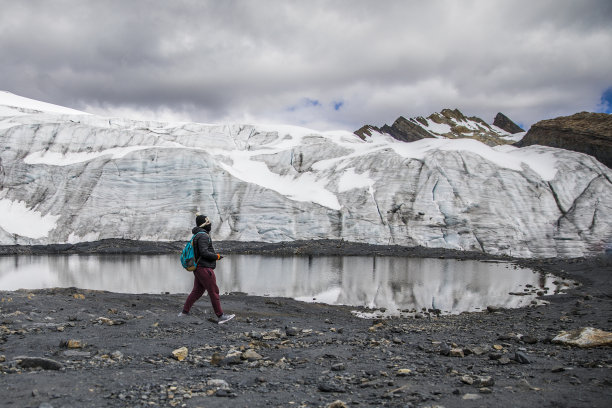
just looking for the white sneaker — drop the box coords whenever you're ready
[178,312,188,317]
[218,314,235,324]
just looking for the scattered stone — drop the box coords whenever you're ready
[439,343,451,356]
[0,355,5,362]
[461,375,474,385]
[514,351,531,364]
[470,346,486,356]
[552,327,612,348]
[478,376,495,387]
[520,335,538,344]
[285,326,299,336]
[207,378,230,390]
[331,363,345,371]
[498,357,511,365]
[551,365,565,373]
[479,387,492,394]
[111,351,124,360]
[262,329,284,340]
[368,322,384,332]
[462,393,481,400]
[171,347,188,361]
[327,400,347,408]
[449,348,464,358]
[215,389,235,397]
[241,349,262,361]
[499,333,520,342]
[492,344,503,351]
[211,353,223,366]
[397,368,412,376]
[486,305,501,313]
[488,352,502,360]
[517,379,540,391]
[60,339,84,349]
[96,317,122,326]
[223,351,243,365]
[17,356,63,370]
[318,380,346,393]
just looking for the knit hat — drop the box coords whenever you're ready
[195,214,211,228]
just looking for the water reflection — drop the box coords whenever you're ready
[0,254,566,314]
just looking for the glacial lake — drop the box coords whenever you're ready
[0,254,570,316]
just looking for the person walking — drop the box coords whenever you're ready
[179,214,234,324]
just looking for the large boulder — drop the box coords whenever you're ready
[516,112,612,168]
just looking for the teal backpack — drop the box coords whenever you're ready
[180,232,206,271]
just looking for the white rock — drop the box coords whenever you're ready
[552,327,612,348]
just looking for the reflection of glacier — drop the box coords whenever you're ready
[222,256,562,313]
[0,255,194,294]
[0,255,564,314]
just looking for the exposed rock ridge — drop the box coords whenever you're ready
[356,108,519,146]
[493,112,524,134]
[516,112,612,169]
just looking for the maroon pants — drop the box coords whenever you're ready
[182,266,223,317]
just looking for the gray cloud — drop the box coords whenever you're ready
[1,0,611,130]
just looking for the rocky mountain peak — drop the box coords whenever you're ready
[356,109,522,146]
[493,112,524,134]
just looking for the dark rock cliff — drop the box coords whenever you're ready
[516,112,612,168]
[493,112,524,134]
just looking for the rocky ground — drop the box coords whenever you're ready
[0,241,611,407]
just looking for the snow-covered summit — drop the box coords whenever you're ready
[0,93,610,258]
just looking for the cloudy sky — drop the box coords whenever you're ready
[1,0,611,131]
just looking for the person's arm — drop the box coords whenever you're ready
[197,234,222,261]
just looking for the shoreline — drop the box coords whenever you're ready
[0,237,571,260]
[1,241,610,407]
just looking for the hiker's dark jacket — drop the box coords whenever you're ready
[192,227,218,269]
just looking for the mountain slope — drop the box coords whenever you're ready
[516,112,612,169]
[356,109,525,145]
[1,93,610,258]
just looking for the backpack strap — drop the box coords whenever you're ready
[192,231,207,264]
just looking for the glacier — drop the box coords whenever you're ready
[0,92,611,258]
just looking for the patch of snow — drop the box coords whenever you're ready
[423,119,452,135]
[219,151,341,210]
[501,131,527,143]
[0,199,59,238]
[0,91,87,115]
[490,124,511,136]
[384,138,559,180]
[505,146,560,181]
[338,168,375,193]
